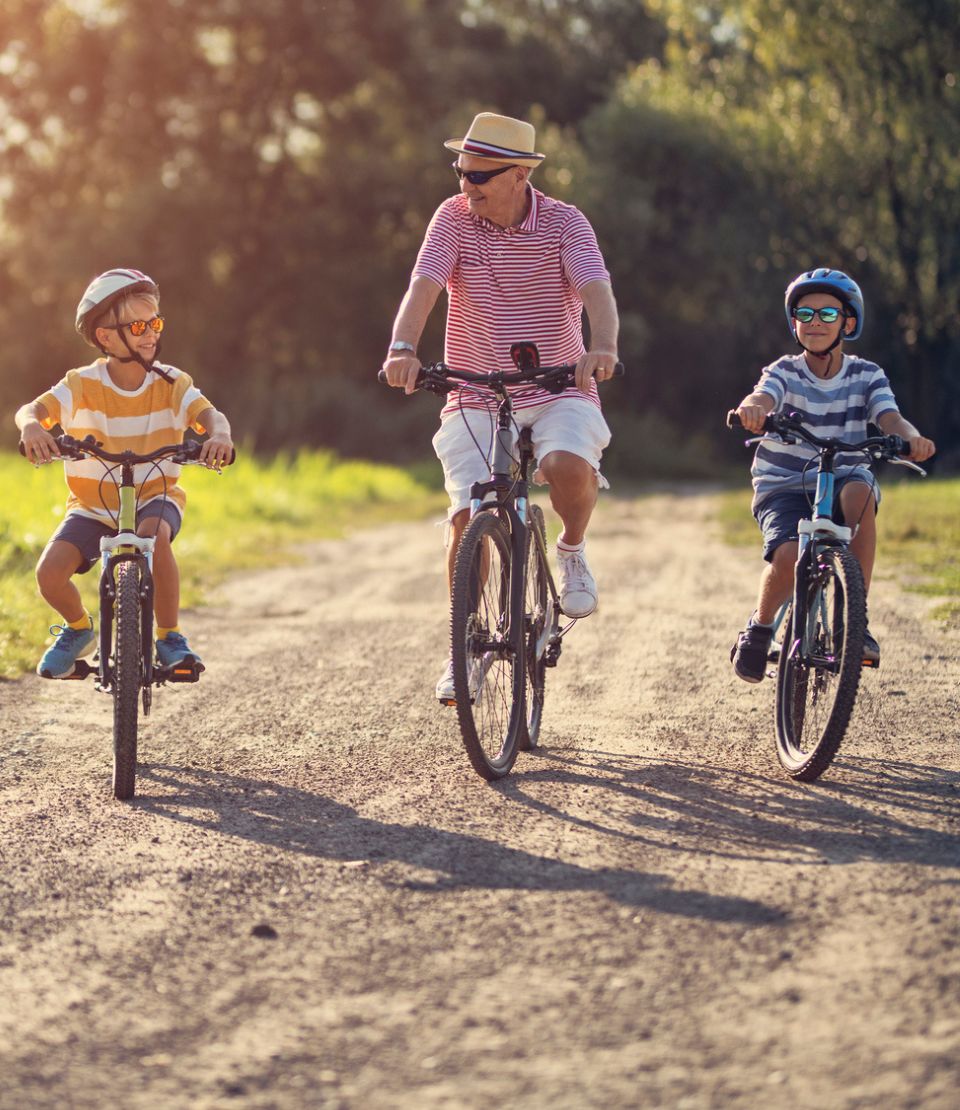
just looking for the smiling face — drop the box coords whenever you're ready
[95,294,162,363]
[456,155,530,228]
[793,292,855,355]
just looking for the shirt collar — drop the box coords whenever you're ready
[469,184,540,233]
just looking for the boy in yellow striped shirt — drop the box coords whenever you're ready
[15,268,233,678]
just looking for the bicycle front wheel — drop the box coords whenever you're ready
[775,547,866,782]
[520,504,551,751]
[113,561,142,800]
[451,511,525,780]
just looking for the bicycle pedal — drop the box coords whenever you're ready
[861,657,880,669]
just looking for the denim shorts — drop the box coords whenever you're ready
[48,501,182,575]
[754,479,876,562]
[431,396,611,519]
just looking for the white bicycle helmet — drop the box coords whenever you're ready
[76,268,160,347]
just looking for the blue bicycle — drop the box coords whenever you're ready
[729,410,925,781]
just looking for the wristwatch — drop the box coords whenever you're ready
[388,341,416,355]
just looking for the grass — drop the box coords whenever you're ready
[718,474,960,625]
[0,448,446,679]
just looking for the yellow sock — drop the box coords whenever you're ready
[67,613,93,631]
[156,625,180,642]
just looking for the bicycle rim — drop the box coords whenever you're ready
[451,512,525,780]
[113,561,142,800]
[520,504,550,751]
[775,547,865,781]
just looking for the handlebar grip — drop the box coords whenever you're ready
[726,410,742,429]
[379,366,427,389]
[612,363,625,377]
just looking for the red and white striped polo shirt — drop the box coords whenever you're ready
[413,187,610,413]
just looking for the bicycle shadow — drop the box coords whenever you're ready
[506,749,960,871]
[131,761,784,925]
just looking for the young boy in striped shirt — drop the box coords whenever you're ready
[731,268,935,683]
[15,269,233,679]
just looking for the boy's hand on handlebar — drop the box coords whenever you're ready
[199,431,234,468]
[19,424,60,465]
[736,405,769,434]
[382,354,423,395]
[575,350,618,394]
[906,434,936,463]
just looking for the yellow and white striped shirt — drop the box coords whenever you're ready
[37,360,212,525]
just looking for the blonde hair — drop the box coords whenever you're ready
[94,290,160,334]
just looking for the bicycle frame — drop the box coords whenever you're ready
[788,443,854,673]
[96,457,158,699]
[466,388,567,667]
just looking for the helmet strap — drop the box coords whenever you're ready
[113,332,175,384]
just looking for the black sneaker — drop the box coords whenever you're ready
[731,622,775,684]
[863,626,880,665]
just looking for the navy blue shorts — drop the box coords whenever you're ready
[48,502,182,575]
[754,479,876,563]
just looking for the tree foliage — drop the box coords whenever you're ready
[587,0,960,455]
[1,0,958,472]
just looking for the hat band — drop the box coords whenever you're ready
[461,138,538,160]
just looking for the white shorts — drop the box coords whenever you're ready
[431,396,611,519]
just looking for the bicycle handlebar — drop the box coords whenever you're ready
[20,434,235,467]
[726,409,912,461]
[378,360,625,395]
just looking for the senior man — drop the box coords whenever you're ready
[382,111,620,703]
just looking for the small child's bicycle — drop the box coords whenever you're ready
[383,344,623,780]
[23,433,231,800]
[728,410,926,781]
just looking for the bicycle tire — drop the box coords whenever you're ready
[113,561,142,800]
[774,546,866,781]
[519,504,550,751]
[451,511,525,780]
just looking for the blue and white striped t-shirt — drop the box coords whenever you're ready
[750,353,899,507]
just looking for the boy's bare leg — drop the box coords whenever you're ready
[840,482,877,594]
[35,540,86,624]
[138,518,179,629]
[755,541,797,626]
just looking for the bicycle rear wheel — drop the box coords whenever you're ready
[775,547,865,781]
[451,511,525,780]
[113,561,142,800]
[520,504,551,751]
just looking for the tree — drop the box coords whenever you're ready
[583,0,960,457]
[0,0,664,459]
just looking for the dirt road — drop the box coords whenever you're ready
[1,491,958,1110]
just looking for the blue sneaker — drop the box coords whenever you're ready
[156,631,204,671]
[37,622,96,679]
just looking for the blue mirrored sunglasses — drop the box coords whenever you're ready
[793,307,842,323]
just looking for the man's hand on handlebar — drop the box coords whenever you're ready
[574,349,618,395]
[382,354,423,395]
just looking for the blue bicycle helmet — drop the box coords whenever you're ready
[784,268,864,340]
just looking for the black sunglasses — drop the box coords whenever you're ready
[103,316,165,337]
[793,306,842,323]
[452,161,518,185]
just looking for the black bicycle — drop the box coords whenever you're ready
[383,344,623,779]
[729,410,925,781]
[23,433,231,799]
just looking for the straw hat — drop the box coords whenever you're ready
[445,112,545,167]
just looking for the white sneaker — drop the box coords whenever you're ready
[556,545,598,618]
[436,659,456,704]
[435,655,488,705]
